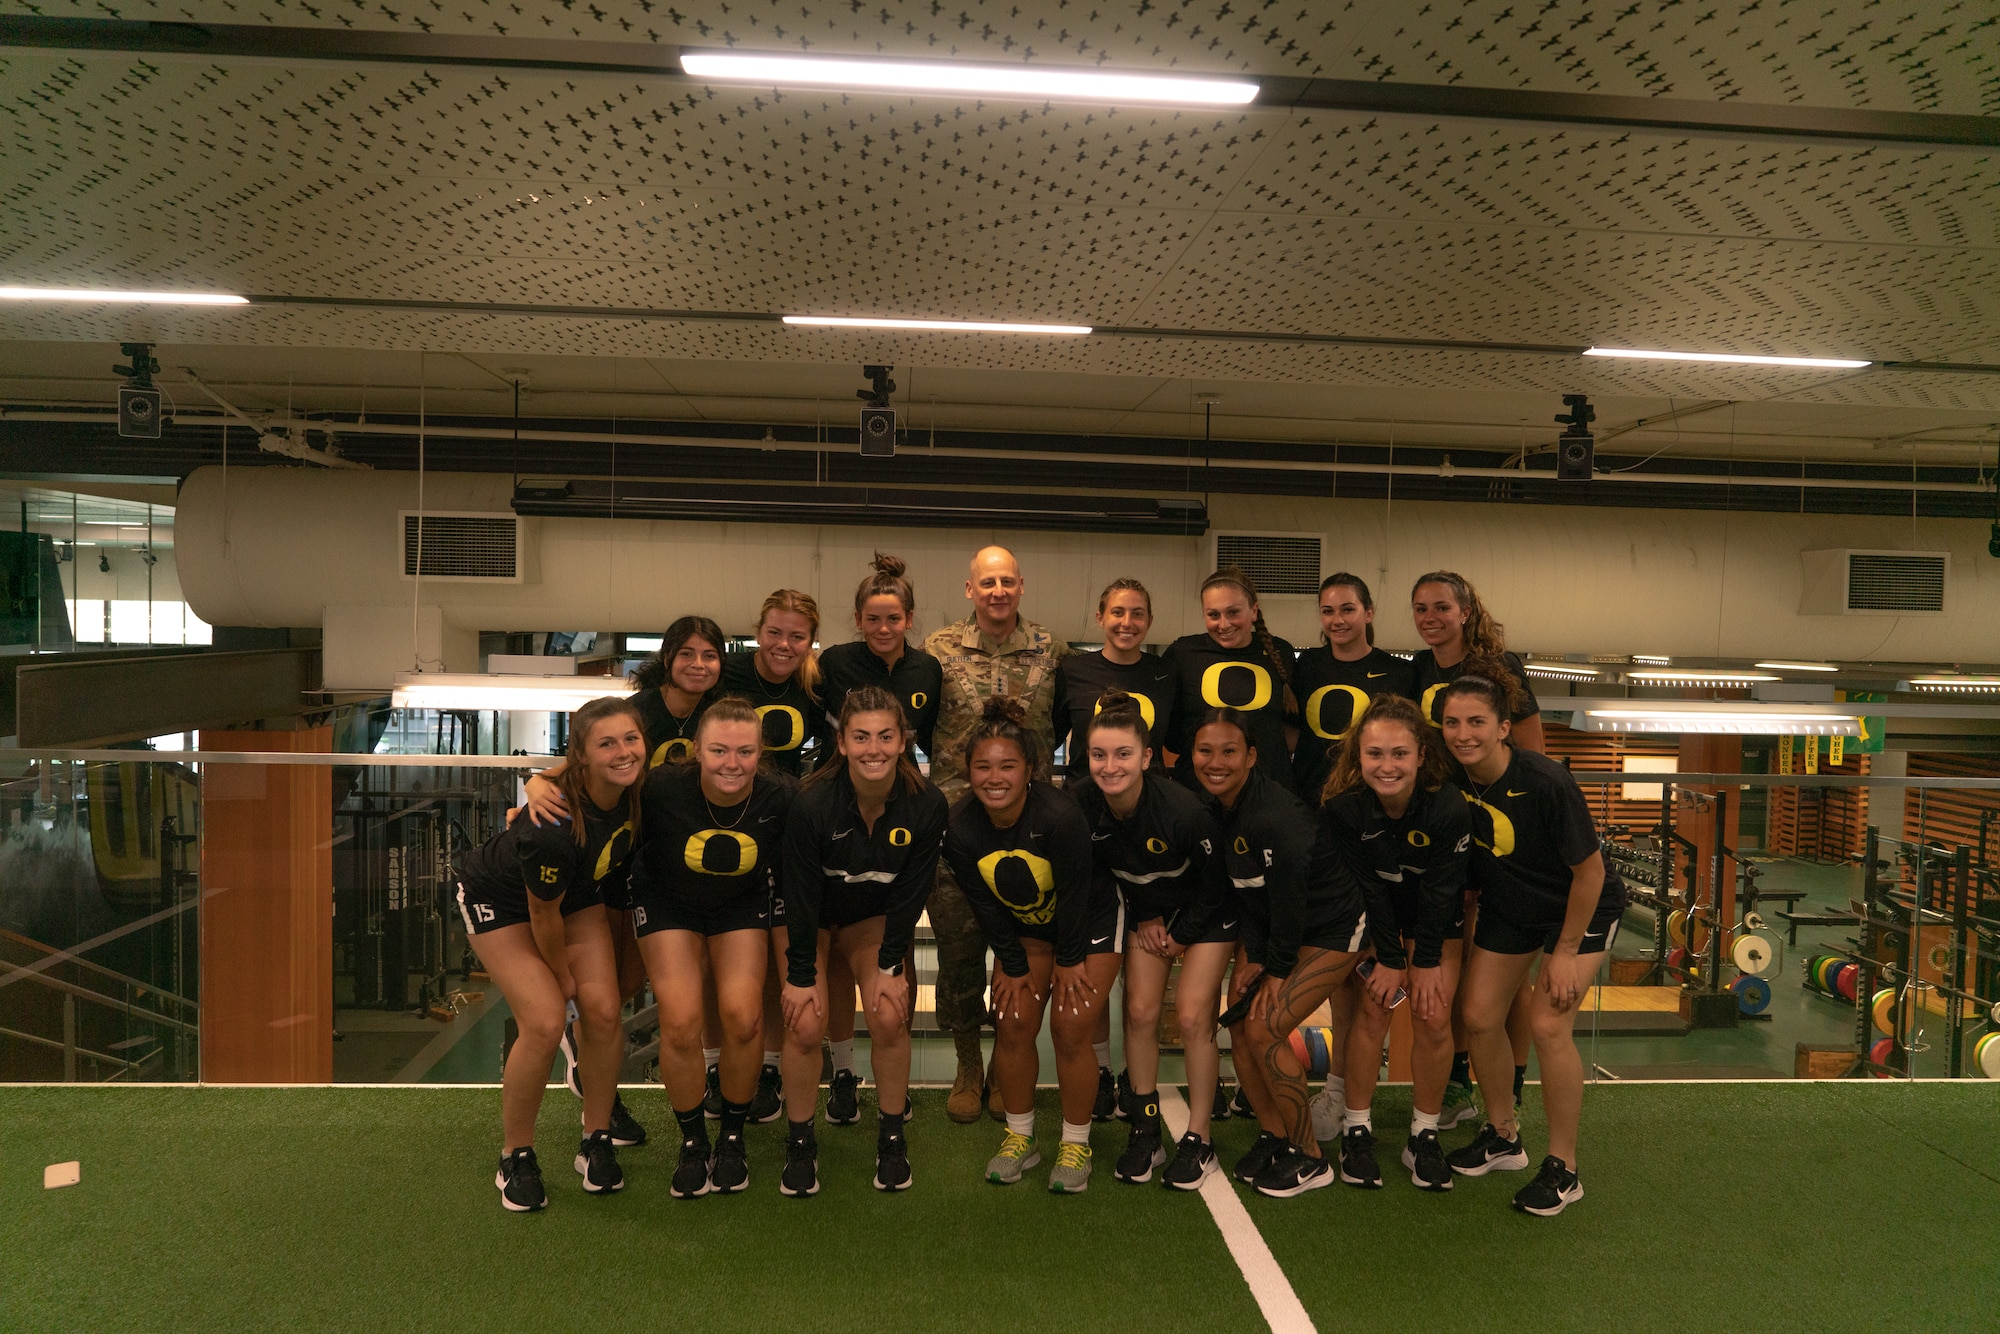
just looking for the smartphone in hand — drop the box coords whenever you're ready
[1355,957,1408,1009]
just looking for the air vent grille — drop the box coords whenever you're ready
[1846,553,1945,612]
[1213,533,1323,596]
[403,514,519,579]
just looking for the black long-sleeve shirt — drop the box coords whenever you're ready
[1211,769,1361,979]
[943,783,1095,976]
[780,769,948,986]
[815,640,943,761]
[1321,782,1470,969]
[1068,771,1228,946]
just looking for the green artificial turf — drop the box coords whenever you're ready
[3,1082,1996,1332]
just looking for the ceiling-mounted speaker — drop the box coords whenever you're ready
[859,407,896,457]
[118,386,161,439]
[1557,430,1594,481]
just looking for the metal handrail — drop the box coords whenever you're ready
[0,928,199,1015]
[0,961,199,1035]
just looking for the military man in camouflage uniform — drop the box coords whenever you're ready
[924,545,1070,1123]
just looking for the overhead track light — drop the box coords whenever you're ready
[1628,669,1781,686]
[1755,661,1840,672]
[1583,347,1870,370]
[1523,663,1600,682]
[1632,655,1673,666]
[679,50,1259,107]
[783,315,1092,335]
[0,285,248,305]
[1907,676,2000,693]
[1577,705,1862,736]
[391,673,620,714]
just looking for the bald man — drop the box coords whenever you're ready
[923,546,1071,1122]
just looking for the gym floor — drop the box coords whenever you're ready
[4,1081,1993,1330]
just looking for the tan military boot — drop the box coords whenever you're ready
[946,1030,985,1124]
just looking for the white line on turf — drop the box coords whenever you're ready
[1158,1086,1316,1334]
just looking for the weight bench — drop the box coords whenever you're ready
[1780,908,1861,947]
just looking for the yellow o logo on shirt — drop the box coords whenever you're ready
[909,691,928,710]
[684,830,759,876]
[755,704,806,752]
[1421,683,1448,727]
[977,849,1056,924]
[888,827,912,846]
[1232,836,1249,855]
[1407,829,1431,849]
[1145,836,1168,854]
[1094,693,1157,729]
[1201,662,1272,713]
[1304,684,1371,742]
[595,819,637,881]
[654,737,695,767]
[1461,795,1516,858]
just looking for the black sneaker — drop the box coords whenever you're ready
[671,1138,712,1199]
[559,1023,583,1098]
[874,1131,913,1192]
[1512,1154,1584,1216]
[1229,1084,1254,1119]
[1233,1130,1284,1184]
[702,1064,725,1119]
[779,1135,819,1198]
[1114,1118,1165,1184]
[1091,1065,1117,1122]
[750,1063,784,1124]
[826,1069,862,1125]
[1338,1125,1382,1189]
[495,1146,546,1212]
[711,1133,749,1193]
[1402,1129,1452,1192]
[1254,1144,1335,1198]
[574,1130,624,1194]
[604,1093,647,1147]
[1161,1132,1217,1191]
[1113,1068,1136,1122]
[1447,1123,1531,1178]
[1211,1079,1233,1122]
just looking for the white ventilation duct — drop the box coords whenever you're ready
[173,467,2000,691]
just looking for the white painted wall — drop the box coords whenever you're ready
[174,467,2000,690]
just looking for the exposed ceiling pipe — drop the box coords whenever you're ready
[5,408,1993,496]
[175,373,372,471]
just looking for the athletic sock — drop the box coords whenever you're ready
[1411,1108,1440,1136]
[1513,1064,1527,1103]
[1092,1041,1111,1068]
[720,1098,750,1140]
[675,1105,708,1146]
[830,1038,856,1075]
[878,1108,905,1140]
[787,1117,815,1146]
[1449,1051,1470,1086]
[1061,1119,1091,1147]
[1342,1106,1372,1133]
[763,1049,783,1070]
[1005,1109,1036,1139]
[702,1047,721,1069]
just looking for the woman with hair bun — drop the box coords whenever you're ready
[1162,567,1301,793]
[943,697,1118,1194]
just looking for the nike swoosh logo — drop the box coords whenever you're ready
[1090,934,1112,945]
[1360,830,1385,840]
[1092,832,1113,840]
[757,816,777,824]
[1221,920,1238,930]
[1366,672,1386,679]
[831,829,852,840]
[1506,789,1528,797]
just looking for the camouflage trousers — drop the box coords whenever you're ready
[926,860,991,1038]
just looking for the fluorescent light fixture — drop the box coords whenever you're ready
[783,315,1092,335]
[625,636,663,653]
[1909,676,2000,693]
[1755,661,1839,672]
[1583,347,1870,370]
[1632,654,1673,666]
[1523,663,1599,682]
[1628,669,1780,686]
[0,285,248,305]
[1578,704,1861,736]
[391,673,624,713]
[680,50,1259,106]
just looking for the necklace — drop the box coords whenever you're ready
[704,785,751,829]
[1464,752,1511,805]
[748,656,792,700]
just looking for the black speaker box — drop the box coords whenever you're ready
[859,407,896,457]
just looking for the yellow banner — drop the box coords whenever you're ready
[1778,735,1793,774]
[1829,735,1845,767]
[1803,735,1819,774]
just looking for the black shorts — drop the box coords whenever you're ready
[1371,887,1466,953]
[1125,888,1241,946]
[1473,893,1623,956]
[455,880,600,936]
[602,873,634,914]
[631,887,772,938]
[820,882,895,933]
[1301,904,1369,955]
[1014,890,1125,958]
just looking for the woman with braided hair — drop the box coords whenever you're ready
[1162,567,1302,793]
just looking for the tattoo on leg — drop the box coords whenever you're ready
[1257,951,1350,1149]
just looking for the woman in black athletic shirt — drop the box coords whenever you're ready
[1437,675,1627,1217]
[456,696,645,1211]
[1068,691,1234,1191]
[628,696,794,1200]
[1191,706,1364,1199]
[1163,567,1300,792]
[1320,695,1471,1193]
[944,697,1120,1195]
[720,589,825,778]
[1408,571,1543,752]
[1292,573,1420,801]
[776,685,947,1196]
[1053,578,1176,778]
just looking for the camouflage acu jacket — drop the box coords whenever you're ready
[922,616,1071,799]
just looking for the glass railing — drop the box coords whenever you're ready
[2,751,1996,1086]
